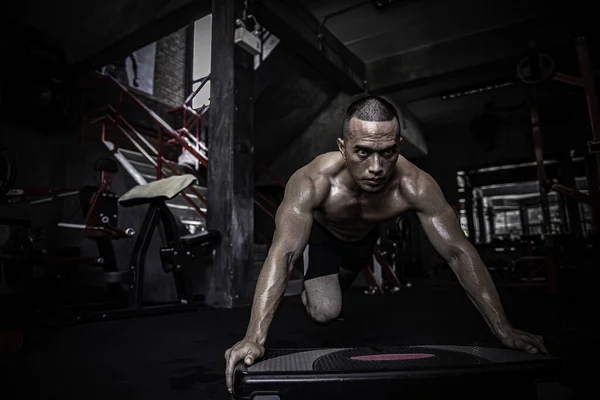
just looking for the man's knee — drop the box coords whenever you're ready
[305,297,342,324]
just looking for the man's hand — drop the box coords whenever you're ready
[224,339,265,393]
[498,327,548,355]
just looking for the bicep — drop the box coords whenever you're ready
[268,173,323,264]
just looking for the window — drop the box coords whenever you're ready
[493,209,522,237]
[192,14,213,109]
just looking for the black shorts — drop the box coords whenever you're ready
[303,219,380,281]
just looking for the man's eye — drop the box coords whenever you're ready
[357,150,367,156]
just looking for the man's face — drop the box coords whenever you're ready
[338,117,401,193]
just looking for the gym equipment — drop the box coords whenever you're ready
[362,248,404,295]
[0,158,133,312]
[232,345,565,400]
[513,37,600,294]
[527,37,600,232]
[516,49,555,85]
[79,174,220,321]
[1,160,218,322]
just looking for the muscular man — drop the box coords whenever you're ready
[224,96,547,392]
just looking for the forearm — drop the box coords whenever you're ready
[244,254,292,345]
[449,248,512,338]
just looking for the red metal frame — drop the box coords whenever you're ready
[90,72,305,238]
[90,76,209,218]
[548,37,600,232]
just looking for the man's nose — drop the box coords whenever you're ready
[368,155,383,176]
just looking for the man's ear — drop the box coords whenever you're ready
[337,138,346,159]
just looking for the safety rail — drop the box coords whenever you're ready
[88,74,207,217]
[97,74,207,168]
[91,72,287,223]
[93,111,207,218]
[166,74,288,221]
[167,75,210,147]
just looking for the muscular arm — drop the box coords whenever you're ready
[412,172,512,338]
[245,170,327,345]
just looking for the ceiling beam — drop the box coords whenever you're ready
[255,0,365,94]
[71,0,211,72]
[366,16,574,95]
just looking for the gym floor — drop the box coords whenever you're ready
[0,272,595,400]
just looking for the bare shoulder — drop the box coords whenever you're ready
[284,152,339,207]
[395,156,442,208]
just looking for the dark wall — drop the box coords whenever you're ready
[254,48,339,177]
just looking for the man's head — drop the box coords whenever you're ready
[337,96,402,193]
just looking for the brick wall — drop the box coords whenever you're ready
[153,27,188,107]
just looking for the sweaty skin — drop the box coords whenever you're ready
[224,117,548,392]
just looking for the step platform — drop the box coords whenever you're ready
[232,345,565,400]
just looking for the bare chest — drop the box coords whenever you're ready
[319,186,409,225]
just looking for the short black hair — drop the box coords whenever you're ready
[341,96,401,141]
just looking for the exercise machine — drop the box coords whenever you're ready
[514,37,600,293]
[232,344,566,400]
[80,173,220,321]
[0,157,134,318]
[1,156,219,322]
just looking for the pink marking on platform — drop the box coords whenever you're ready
[350,353,435,361]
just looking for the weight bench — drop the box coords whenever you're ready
[232,345,566,400]
[82,174,220,321]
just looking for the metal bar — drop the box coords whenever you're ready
[552,72,583,87]
[186,114,200,132]
[111,113,208,203]
[112,111,159,156]
[32,256,108,266]
[57,222,134,238]
[157,126,163,180]
[110,113,208,202]
[185,75,210,106]
[254,198,276,220]
[101,76,207,166]
[29,190,80,204]
[256,162,287,188]
[575,37,600,233]
[254,189,279,212]
[374,249,402,288]
[548,182,595,205]
[363,263,384,294]
[179,191,206,217]
[577,38,600,144]
[178,127,208,153]
[530,98,552,234]
[111,121,159,169]
[529,95,557,295]
[183,106,188,131]
[102,140,148,185]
